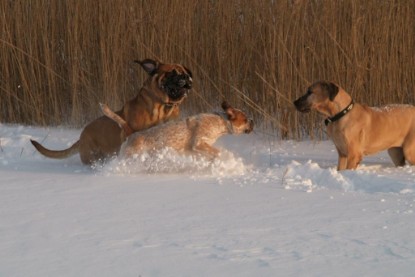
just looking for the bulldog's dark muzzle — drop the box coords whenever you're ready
[163,71,193,101]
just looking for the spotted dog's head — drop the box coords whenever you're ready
[222,101,254,134]
[294,81,339,113]
[135,59,193,103]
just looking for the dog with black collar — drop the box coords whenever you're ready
[294,81,415,170]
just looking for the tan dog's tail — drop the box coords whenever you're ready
[99,103,134,137]
[30,139,80,159]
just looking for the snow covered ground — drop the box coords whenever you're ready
[1,123,415,277]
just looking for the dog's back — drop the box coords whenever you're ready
[101,101,253,159]
[120,114,225,157]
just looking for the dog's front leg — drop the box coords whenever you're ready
[335,147,348,170]
[337,154,348,171]
[337,144,361,170]
[346,151,362,170]
[192,142,220,159]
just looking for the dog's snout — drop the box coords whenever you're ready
[178,79,187,87]
[174,74,192,89]
[183,74,192,89]
[245,119,254,133]
[294,94,311,113]
[293,98,301,109]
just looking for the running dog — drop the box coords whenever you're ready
[31,59,192,164]
[294,81,415,170]
[100,101,254,159]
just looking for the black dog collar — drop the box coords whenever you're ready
[324,100,354,126]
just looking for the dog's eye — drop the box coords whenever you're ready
[306,90,312,95]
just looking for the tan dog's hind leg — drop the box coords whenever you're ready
[387,147,405,166]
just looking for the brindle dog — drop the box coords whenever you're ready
[294,81,415,170]
[31,59,192,164]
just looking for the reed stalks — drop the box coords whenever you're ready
[0,0,414,139]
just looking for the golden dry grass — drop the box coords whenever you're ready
[1,1,414,139]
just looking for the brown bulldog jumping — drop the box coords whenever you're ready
[31,59,193,165]
[294,81,415,170]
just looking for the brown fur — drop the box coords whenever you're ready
[100,101,254,159]
[31,59,192,164]
[294,81,415,170]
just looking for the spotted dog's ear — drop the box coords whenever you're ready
[221,101,235,120]
[134,59,159,76]
[327,82,339,101]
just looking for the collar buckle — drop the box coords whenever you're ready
[325,100,354,126]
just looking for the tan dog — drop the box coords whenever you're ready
[31,59,192,164]
[294,81,415,170]
[100,101,254,159]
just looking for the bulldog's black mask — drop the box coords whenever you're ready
[162,70,193,101]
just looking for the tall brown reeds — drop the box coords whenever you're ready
[1,0,414,139]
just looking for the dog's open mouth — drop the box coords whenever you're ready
[166,87,190,101]
[162,71,192,101]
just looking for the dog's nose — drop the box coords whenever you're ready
[183,75,192,89]
[178,79,186,87]
[245,119,254,133]
[294,98,304,110]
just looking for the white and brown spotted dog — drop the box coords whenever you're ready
[100,101,254,159]
[294,81,415,170]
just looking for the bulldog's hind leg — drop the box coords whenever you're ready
[387,147,405,167]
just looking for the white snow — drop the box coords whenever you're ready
[1,123,415,277]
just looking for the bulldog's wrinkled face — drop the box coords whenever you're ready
[136,59,193,102]
[294,81,339,113]
[222,101,254,134]
[161,68,193,101]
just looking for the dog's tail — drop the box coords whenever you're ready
[99,103,134,137]
[30,139,80,159]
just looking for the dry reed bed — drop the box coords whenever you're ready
[0,1,414,139]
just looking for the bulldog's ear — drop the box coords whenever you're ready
[184,66,193,78]
[134,59,159,76]
[222,101,235,119]
[327,82,339,101]
[221,101,231,111]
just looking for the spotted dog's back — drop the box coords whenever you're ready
[100,101,254,159]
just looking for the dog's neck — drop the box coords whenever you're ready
[215,112,234,134]
[140,86,184,108]
[325,100,354,126]
[324,90,352,116]
[322,90,354,125]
